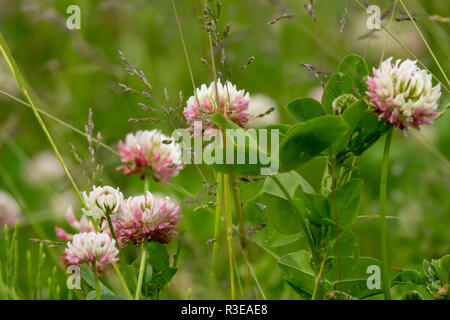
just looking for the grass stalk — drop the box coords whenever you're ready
[135,240,148,300]
[379,128,393,300]
[92,260,101,300]
[209,172,223,287]
[223,174,236,300]
[398,0,450,87]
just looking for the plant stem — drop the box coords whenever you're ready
[105,213,134,300]
[270,175,320,268]
[135,240,148,300]
[379,128,393,300]
[223,174,236,300]
[112,262,133,300]
[398,0,450,87]
[209,172,222,287]
[0,32,99,231]
[229,169,246,248]
[312,248,329,300]
[92,260,101,300]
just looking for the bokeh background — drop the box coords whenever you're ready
[0,0,448,299]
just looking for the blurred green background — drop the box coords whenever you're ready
[0,0,448,299]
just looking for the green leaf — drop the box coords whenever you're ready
[260,193,303,234]
[147,242,170,272]
[278,251,321,297]
[252,224,303,247]
[391,269,426,287]
[148,267,177,286]
[279,116,348,172]
[338,54,369,95]
[327,179,363,226]
[286,97,325,122]
[293,186,329,226]
[328,230,360,260]
[439,254,450,284]
[347,112,391,155]
[327,256,383,299]
[322,74,354,114]
[263,171,315,198]
[80,264,118,298]
[208,127,279,176]
[260,171,315,234]
[334,100,369,154]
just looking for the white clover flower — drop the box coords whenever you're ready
[247,94,280,128]
[64,232,119,265]
[117,130,183,183]
[0,190,22,227]
[367,57,441,134]
[82,186,124,220]
[183,80,251,133]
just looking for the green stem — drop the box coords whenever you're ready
[106,214,119,246]
[135,240,148,300]
[229,169,246,248]
[223,174,236,300]
[398,0,450,88]
[92,260,101,300]
[312,248,329,300]
[270,175,320,268]
[379,128,393,300]
[104,214,133,300]
[112,262,133,300]
[0,32,99,231]
[144,176,150,192]
[209,172,222,287]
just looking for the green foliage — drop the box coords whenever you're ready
[279,116,348,172]
[143,242,178,299]
[286,97,325,122]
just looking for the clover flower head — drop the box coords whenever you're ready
[56,207,117,273]
[183,80,251,134]
[117,130,183,183]
[113,191,181,246]
[332,93,357,115]
[367,57,441,134]
[64,232,119,266]
[82,186,123,220]
[0,190,22,227]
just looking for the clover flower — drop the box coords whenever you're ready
[0,190,22,227]
[82,186,123,221]
[56,207,117,273]
[64,232,119,266]
[113,191,181,246]
[55,206,110,241]
[117,130,183,183]
[367,57,441,134]
[183,80,251,134]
